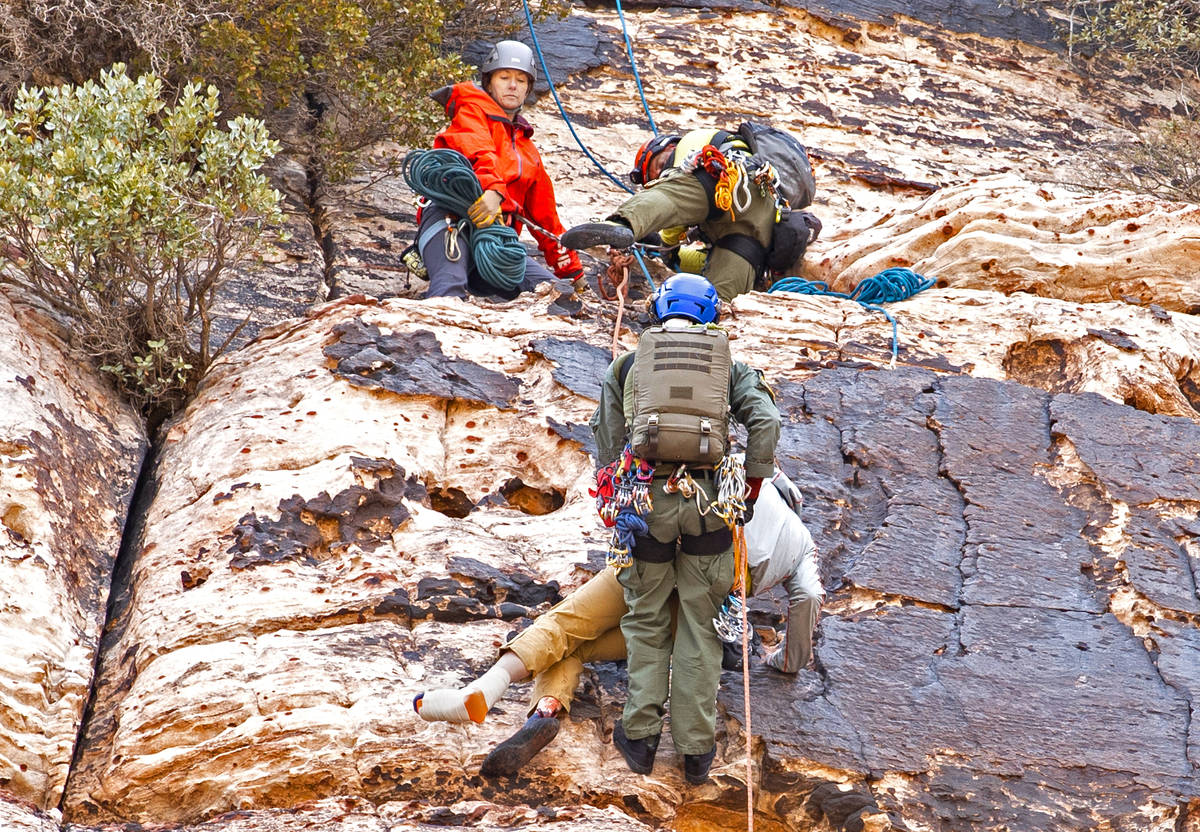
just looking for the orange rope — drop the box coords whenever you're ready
[610,265,629,358]
[735,523,754,831]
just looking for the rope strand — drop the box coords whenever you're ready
[768,267,935,365]
[402,149,528,292]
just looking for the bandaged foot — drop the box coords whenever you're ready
[414,665,512,724]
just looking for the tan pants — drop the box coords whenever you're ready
[504,568,629,715]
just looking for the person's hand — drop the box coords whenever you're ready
[552,247,583,283]
[677,243,707,274]
[764,644,796,674]
[468,190,504,227]
[741,476,763,525]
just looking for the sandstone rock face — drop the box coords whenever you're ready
[4,1,1200,830]
[55,283,1200,831]
[0,291,146,810]
[324,1,1176,302]
[811,175,1200,313]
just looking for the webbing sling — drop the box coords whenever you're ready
[715,232,768,275]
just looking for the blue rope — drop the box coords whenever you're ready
[520,0,635,194]
[768,267,936,363]
[631,246,658,291]
[613,0,657,134]
[402,148,527,292]
[614,509,649,554]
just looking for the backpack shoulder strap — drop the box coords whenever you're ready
[617,350,635,391]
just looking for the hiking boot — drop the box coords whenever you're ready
[683,746,716,785]
[561,221,634,251]
[721,639,743,672]
[612,721,659,774]
[479,714,561,777]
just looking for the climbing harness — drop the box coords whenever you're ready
[590,445,655,569]
[768,267,936,365]
[402,149,528,292]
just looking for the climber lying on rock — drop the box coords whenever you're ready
[412,468,823,778]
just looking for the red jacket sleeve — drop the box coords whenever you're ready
[436,102,510,202]
[524,166,582,279]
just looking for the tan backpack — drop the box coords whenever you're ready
[622,325,732,464]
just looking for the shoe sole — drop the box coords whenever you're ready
[464,689,489,724]
[561,225,634,251]
[480,717,561,777]
[414,689,489,724]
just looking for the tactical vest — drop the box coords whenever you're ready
[623,325,732,464]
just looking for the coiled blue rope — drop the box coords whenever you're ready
[520,0,637,194]
[768,267,936,363]
[614,509,649,555]
[402,148,527,292]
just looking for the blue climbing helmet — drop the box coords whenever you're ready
[650,273,721,324]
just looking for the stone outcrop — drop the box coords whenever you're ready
[0,291,146,810]
[53,284,1200,831]
[1,0,1199,830]
[811,175,1200,313]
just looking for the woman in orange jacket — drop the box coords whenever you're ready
[417,41,583,299]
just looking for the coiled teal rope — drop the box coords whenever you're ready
[768,267,936,363]
[402,148,528,292]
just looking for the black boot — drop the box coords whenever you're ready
[683,746,716,785]
[480,714,561,777]
[612,721,659,774]
[561,221,634,251]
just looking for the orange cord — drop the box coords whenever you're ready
[610,265,629,358]
[735,524,754,831]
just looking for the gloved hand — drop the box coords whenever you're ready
[677,243,707,274]
[764,643,795,674]
[742,476,763,524]
[467,190,504,227]
[551,246,583,282]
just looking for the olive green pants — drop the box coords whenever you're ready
[613,169,777,302]
[616,482,734,755]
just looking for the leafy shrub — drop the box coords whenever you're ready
[1013,0,1200,83]
[0,65,284,417]
[1098,114,1200,203]
[0,0,570,183]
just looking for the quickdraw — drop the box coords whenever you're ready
[699,455,751,644]
[589,445,654,569]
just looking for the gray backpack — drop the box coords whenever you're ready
[736,121,816,210]
[622,325,732,464]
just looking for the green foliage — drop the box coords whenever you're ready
[0,65,283,415]
[188,0,468,181]
[0,0,572,183]
[1014,0,1200,83]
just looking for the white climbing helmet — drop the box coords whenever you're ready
[480,40,537,85]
